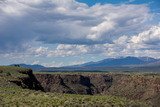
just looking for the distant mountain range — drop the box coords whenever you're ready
[10,56,160,72]
[74,56,159,67]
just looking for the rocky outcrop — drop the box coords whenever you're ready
[105,74,160,100]
[35,74,113,95]
[35,73,160,106]
[10,69,44,91]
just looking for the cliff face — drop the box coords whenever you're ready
[105,74,160,100]
[35,74,113,95]
[9,69,159,106]
[35,73,160,106]
[10,69,44,91]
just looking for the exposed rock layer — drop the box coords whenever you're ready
[35,73,160,106]
[10,69,44,91]
[11,70,160,106]
[35,74,113,95]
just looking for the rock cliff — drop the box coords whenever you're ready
[35,73,160,106]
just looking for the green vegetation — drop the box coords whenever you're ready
[0,66,29,77]
[0,66,150,107]
[0,66,26,88]
[0,87,148,107]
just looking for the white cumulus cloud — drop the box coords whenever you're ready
[0,0,152,53]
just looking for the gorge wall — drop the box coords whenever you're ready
[7,68,160,106]
[2,67,160,106]
[35,73,160,103]
[35,74,113,95]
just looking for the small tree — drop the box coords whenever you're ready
[6,72,11,76]
[0,70,3,73]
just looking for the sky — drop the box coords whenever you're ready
[0,0,160,67]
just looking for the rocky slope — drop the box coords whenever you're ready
[15,69,44,91]
[35,73,160,106]
[0,66,44,91]
[35,74,113,94]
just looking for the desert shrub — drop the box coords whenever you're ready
[0,70,3,73]
[18,69,32,74]
[6,72,11,76]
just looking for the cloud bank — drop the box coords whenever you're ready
[31,26,160,58]
[0,0,160,66]
[0,0,152,52]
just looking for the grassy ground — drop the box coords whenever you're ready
[0,66,150,107]
[0,66,28,77]
[0,87,148,107]
[0,66,28,88]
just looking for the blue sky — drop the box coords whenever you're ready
[77,0,160,13]
[77,0,160,7]
[0,0,160,67]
